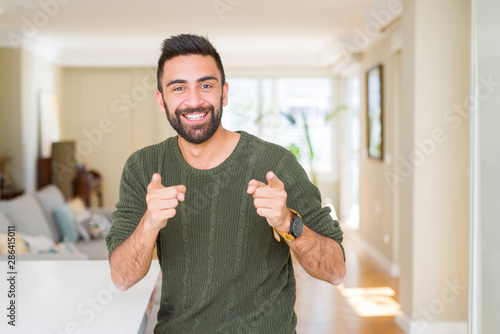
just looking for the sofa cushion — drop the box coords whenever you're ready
[68,197,92,241]
[67,196,87,215]
[75,211,92,242]
[0,232,29,254]
[23,234,56,253]
[0,194,58,242]
[74,239,109,260]
[0,252,88,261]
[84,212,111,239]
[53,204,79,243]
[35,185,66,242]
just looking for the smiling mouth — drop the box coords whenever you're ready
[183,112,208,121]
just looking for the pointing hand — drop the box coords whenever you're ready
[247,171,293,233]
[144,173,186,231]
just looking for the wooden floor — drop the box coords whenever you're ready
[294,236,405,334]
[146,236,405,334]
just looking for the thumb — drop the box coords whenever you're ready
[149,173,163,189]
[266,171,284,188]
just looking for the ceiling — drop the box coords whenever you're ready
[0,0,396,68]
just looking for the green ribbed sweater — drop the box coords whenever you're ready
[106,131,344,334]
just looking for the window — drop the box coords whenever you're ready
[223,78,334,176]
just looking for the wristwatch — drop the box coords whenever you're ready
[273,209,304,242]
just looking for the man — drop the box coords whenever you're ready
[106,34,346,333]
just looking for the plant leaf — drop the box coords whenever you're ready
[325,105,347,122]
[281,112,296,125]
[302,112,314,160]
[287,143,301,160]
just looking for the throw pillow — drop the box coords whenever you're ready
[22,234,56,253]
[35,185,66,242]
[84,212,111,239]
[0,232,29,254]
[67,197,92,242]
[53,204,79,243]
[67,197,87,216]
[75,211,92,242]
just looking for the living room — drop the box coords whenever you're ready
[1,0,499,333]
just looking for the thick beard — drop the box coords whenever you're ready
[164,97,223,144]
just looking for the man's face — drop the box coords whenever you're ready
[156,55,228,144]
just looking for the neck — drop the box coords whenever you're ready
[177,126,241,170]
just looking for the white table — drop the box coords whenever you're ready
[0,260,160,334]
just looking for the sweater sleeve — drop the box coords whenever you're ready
[276,150,345,260]
[105,150,149,256]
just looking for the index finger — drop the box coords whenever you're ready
[266,171,284,189]
[247,179,266,194]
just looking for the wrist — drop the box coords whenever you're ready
[275,209,293,233]
[142,214,164,235]
[272,209,304,242]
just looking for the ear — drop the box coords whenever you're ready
[156,90,166,114]
[222,82,229,107]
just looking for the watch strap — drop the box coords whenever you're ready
[273,209,301,242]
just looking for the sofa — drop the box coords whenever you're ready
[0,185,113,261]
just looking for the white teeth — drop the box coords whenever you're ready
[184,112,207,120]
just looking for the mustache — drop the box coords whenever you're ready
[175,106,214,117]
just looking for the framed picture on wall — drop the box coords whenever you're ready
[366,64,383,160]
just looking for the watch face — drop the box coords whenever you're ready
[292,216,304,236]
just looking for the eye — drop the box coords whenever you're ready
[200,83,212,89]
[173,86,184,92]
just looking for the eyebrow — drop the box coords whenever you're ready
[197,76,218,83]
[166,76,218,87]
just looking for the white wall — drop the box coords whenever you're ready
[0,49,22,190]
[0,48,60,193]
[358,23,402,274]
[473,0,500,331]
[476,56,500,332]
[20,49,61,192]
[397,0,470,332]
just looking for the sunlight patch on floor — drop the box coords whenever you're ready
[337,285,400,317]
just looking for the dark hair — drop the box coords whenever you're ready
[156,34,226,93]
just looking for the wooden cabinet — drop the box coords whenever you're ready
[73,170,103,207]
[0,188,24,200]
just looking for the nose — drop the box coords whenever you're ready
[184,88,204,109]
